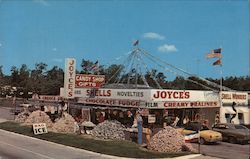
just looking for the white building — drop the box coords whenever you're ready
[220,91,249,126]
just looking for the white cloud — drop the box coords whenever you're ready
[115,56,121,60]
[158,44,178,53]
[143,32,165,40]
[33,0,50,6]
[0,43,2,47]
[52,48,57,51]
[52,58,63,63]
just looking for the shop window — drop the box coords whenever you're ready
[238,113,243,120]
[225,113,231,123]
[225,113,230,119]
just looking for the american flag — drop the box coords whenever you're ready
[206,48,222,58]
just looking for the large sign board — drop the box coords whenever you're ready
[64,58,76,98]
[66,88,220,108]
[150,90,219,102]
[78,97,141,108]
[73,88,151,101]
[72,88,218,101]
[39,95,63,102]
[75,74,105,88]
[221,91,248,105]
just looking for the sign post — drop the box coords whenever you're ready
[64,58,76,99]
[64,58,76,115]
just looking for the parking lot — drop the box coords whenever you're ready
[191,141,249,159]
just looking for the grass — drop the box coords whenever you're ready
[0,121,192,158]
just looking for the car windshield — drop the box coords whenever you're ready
[186,123,209,131]
[234,125,247,129]
[201,125,209,131]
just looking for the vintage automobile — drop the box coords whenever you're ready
[177,122,222,144]
[212,123,250,144]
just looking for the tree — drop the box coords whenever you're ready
[104,64,124,84]
[0,65,4,86]
[19,64,30,87]
[30,63,48,94]
[156,72,167,88]
[44,66,64,95]
[80,59,93,74]
[0,65,3,78]
[10,66,19,87]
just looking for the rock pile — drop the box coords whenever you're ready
[52,112,77,134]
[24,110,53,128]
[91,120,126,140]
[15,111,30,123]
[148,126,196,152]
[182,143,198,153]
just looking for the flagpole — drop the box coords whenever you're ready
[220,47,223,92]
[97,59,100,75]
[219,47,223,123]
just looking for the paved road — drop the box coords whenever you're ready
[0,107,14,120]
[190,142,250,159]
[0,129,123,159]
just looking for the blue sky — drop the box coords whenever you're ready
[0,0,249,80]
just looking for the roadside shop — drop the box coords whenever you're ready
[63,87,220,128]
[220,91,249,126]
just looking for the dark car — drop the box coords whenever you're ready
[212,123,250,144]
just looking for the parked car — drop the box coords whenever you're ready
[177,121,222,144]
[212,123,250,144]
[19,103,32,107]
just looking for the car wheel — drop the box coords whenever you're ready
[228,137,236,144]
[200,137,205,145]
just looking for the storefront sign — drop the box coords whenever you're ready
[33,123,48,135]
[160,101,219,108]
[64,58,76,98]
[148,114,156,123]
[60,88,222,108]
[151,90,219,102]
[39,95,63,102]
[70,88,151,101]
[221,91,248,105]
[78,97,141,108]
[75,74,105,88]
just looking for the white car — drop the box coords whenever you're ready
[19,103,32,107]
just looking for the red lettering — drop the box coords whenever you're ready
[107,90,111,96]
[69,78,74,83]
[153,91,160,98]
[173,92,179,98]
[184,92,190,99]
[68,92,73,97]
[69,65,74,71]
[68,83,73,89]
[166,91,172,99]
[179,92,184,99]
[161,91,167,98]
[154,91,190,99]
[69,60,75,65]
[69,71,74,77]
